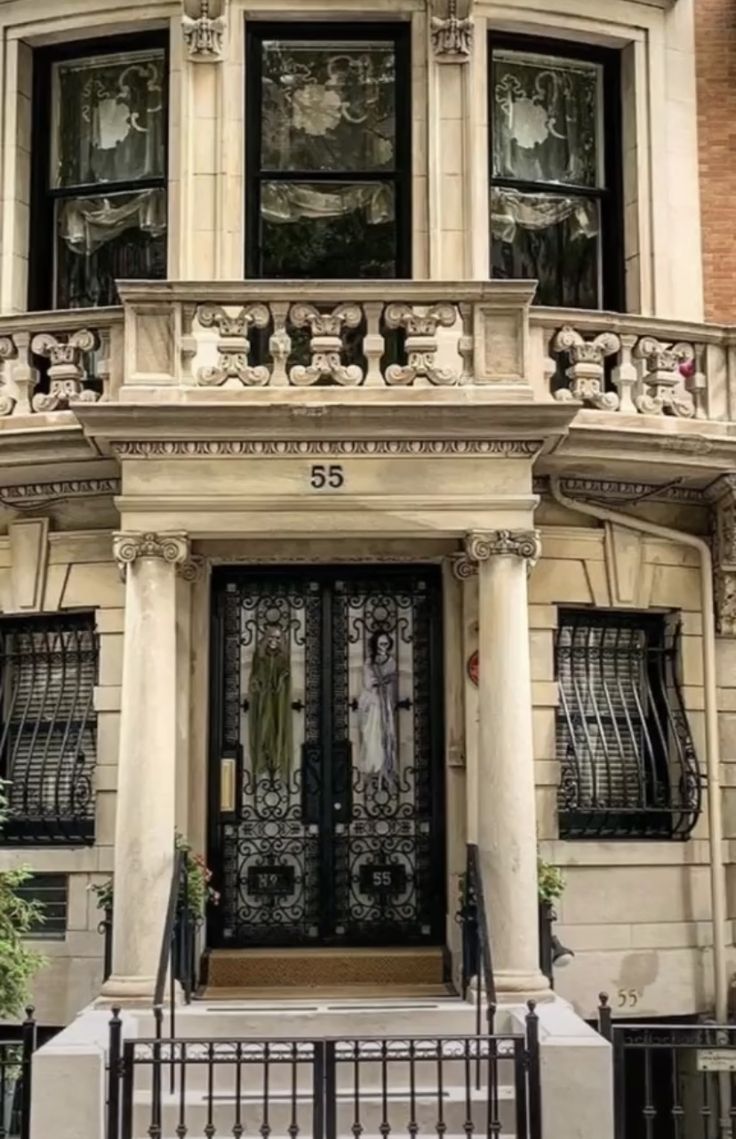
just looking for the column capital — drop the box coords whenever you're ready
[464,529,541,565]
[113,531,191,578]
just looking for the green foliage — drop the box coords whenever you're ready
[0,782,45,1019]
[91,834,219,920]
[538,859,565,905]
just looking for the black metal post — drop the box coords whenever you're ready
[324,1040,336,1139]
[538,901,554,987]
[120,1041,135,1139]
[312,1041,325,1139]
[613,1027,626,1139]
[101,907,113,983]
[19,1006,36,1139]
[525,1000,542,1139]
[106,1008,122,1139]
[598,992,612,1042]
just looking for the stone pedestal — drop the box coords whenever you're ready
[100,532,189,1002]
[464,529,550,999]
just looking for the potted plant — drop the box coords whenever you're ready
[538,858,573,981]
[0,782,45,1134]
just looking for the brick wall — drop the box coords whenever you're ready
[695,0,736,323]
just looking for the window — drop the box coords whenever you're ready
[555,611,702,840]
[16,874,68,940]
[246,24,411,278]
[31,35,168,310]
[0,614,98,845]
[489,36,622,309]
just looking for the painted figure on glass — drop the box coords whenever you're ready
[357,630,398,785]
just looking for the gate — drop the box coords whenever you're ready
[208,566,445,947]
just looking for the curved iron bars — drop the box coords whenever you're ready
[556,610,703,840]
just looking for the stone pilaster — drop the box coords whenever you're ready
[101,531,190,1002]
[462,529,549,999]
[710,476,736,636]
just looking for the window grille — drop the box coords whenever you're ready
[0,614,97,845]
[555,610,702,840]
[15,873,68,939]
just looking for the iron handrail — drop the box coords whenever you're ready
[468,843,496,1011]
[153,846,185,1010]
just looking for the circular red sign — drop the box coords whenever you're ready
[467,650,479,687]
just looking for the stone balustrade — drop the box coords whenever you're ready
[529,308,736,421]
[1,287,736,428]
[0,307,123,419]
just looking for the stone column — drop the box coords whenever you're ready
[100,531,190,1002]
[463,529,549,998]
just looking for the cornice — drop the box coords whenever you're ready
[0,477,120,506]
[533,475,706,506]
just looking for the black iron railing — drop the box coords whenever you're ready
[108,1010,542,1139]
[556,610,703,840]
[0,1009,36,1139]
[0,614,97,846]
[460,842,497,1039]
[597,994,736,1139]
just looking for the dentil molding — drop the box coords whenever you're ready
[111,439,542,458]
[113,531,191,579]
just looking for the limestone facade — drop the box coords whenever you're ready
[0,0,733,1035]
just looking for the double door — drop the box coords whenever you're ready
[208,566,445,947]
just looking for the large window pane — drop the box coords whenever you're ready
[51,49,166,189]
[259,181,396,277]
[54,189,166,308]
[261,41,396,172]
[491,50,602,188]
[490,187,599,308]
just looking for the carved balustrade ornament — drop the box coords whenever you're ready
[550,325,702,418]
[30,329,100,412]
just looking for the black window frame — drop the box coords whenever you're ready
[555,608,702,841]
[488,32,624,311]
[245,20,412,279]
[29,30,169,312]
[0,611,99,847]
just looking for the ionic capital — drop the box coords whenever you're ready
[113,531,190,579]
[464,529,541,565]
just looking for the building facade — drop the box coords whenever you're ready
[0,0,734,1131]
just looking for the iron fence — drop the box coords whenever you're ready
[0,1009,36,1139]
[598,997,736,1139]
[107,1006,542,1139]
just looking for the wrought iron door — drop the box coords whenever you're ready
[209,567,445,948]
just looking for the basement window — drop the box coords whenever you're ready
[555,610,703,840]
[0,614,98,845]
[15,874,68,940]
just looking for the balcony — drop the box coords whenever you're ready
[0,282,734,473]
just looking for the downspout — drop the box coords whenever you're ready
[549,477,729,1023]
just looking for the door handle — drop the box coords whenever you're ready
[220,757,236,813]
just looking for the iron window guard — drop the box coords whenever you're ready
[555,609,703,840]
[0,613,98,845]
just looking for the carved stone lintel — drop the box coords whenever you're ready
[182,0,227,61]
[710,476,736,636]
[430,0,474,61]
[113,532,190,580]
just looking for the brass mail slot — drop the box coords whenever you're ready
[220,757,236,813]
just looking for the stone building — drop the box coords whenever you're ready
[0,0,732,1135]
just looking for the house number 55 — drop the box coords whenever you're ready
[310,464,345,489]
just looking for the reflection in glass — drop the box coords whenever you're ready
[260,181,396,277]
[491,187,599,309]
[261,41,396,172]
[55,189,166,308]
[51,50,166,188]
[492,50,601,188]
